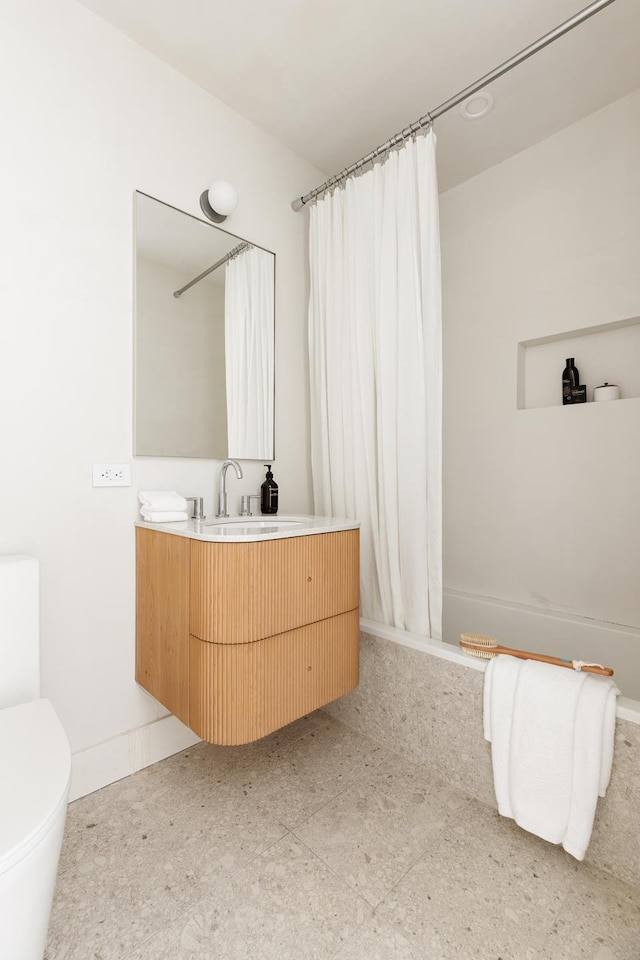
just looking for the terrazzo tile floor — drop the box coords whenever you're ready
[46,712,640,960]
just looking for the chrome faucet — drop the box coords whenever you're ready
[216,459,243,517]
[185,496,204,521]
[239,494,260,516]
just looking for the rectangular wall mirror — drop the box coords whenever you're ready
[134,191,275,459]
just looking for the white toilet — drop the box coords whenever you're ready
[0,556,72,960]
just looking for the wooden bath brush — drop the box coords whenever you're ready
[459,633,614,677]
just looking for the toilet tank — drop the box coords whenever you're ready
[0,556,40,708]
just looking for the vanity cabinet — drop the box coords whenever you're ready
[136,527,359,744]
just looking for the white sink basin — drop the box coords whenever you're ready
[204,517,306,529]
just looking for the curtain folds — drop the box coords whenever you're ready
[225,246,275,460]
[308,131,442,639]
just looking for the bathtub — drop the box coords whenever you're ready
[360,616,640,725]
[323,617,640,887]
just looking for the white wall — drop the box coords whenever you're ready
[440,90,640,681]
[0,0,324,785]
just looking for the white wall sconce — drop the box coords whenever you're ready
[199,180,238,223]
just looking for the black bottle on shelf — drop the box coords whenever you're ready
[260,465,278,515]
[562,358,580,405]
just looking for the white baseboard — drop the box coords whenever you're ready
[69,714,201,802]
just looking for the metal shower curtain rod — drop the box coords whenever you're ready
[173,241,250,298]
[290,0,617,211]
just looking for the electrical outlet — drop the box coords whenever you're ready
[92,463,131,487]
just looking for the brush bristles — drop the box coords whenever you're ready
[461,646,498,660]
[459,633,498,647]
[459,633,499,660]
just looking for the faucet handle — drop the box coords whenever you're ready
[239,494,260,517]
[185,496,204,521]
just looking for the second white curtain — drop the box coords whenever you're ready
[308,130,442,638]
[225,246,275,459]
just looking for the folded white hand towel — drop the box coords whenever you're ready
[138,491,188,512]
[562,676,619,860]
[509,660,588,845]
[484,655,523,819]
[140,508,189,523]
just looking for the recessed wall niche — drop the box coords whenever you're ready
[517,316,640,410]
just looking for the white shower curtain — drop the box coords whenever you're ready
[225,245,275,459]
[308,131,442,638]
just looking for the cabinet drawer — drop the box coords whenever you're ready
[190,529,359,644]
[189,609,360,744]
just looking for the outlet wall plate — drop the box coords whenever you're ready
[92,464,131,487]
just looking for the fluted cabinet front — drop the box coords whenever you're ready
[190,530,359,644]
[189,610,359,744]
[136,528,360,744]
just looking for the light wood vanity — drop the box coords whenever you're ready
[135,518,359,745]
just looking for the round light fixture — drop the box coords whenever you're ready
[459,92,494,121]
[200,180,238,223]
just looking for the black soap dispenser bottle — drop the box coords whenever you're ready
[260,465,278,515]
[562,358,580,405]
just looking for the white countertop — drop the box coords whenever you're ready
[135,514,360,543]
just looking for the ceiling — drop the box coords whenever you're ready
[79,0,640,193]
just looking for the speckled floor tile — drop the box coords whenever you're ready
[376,799,579,960]
[328,915,423,959]
[324,633,496,805]
[445,794,582,875]
[127,835,372,960]
[294,754,468,906]
[46,714,640,960]
[47,771,287,959]
[185,711,334,783]
[57,713,329,877]
[238,719,393,829]
[539,863,640,960]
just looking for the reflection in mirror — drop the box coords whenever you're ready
[134,191,275,460]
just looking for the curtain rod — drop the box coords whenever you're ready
[291,0,617,211]
[173,242,250,298]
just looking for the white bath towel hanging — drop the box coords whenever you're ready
[562,675,618,860]
[483,654,522,819]
[509,660,589,846]
[483,654,619,860]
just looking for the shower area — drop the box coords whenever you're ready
[299,0,639,702]
[299,0,640,888]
